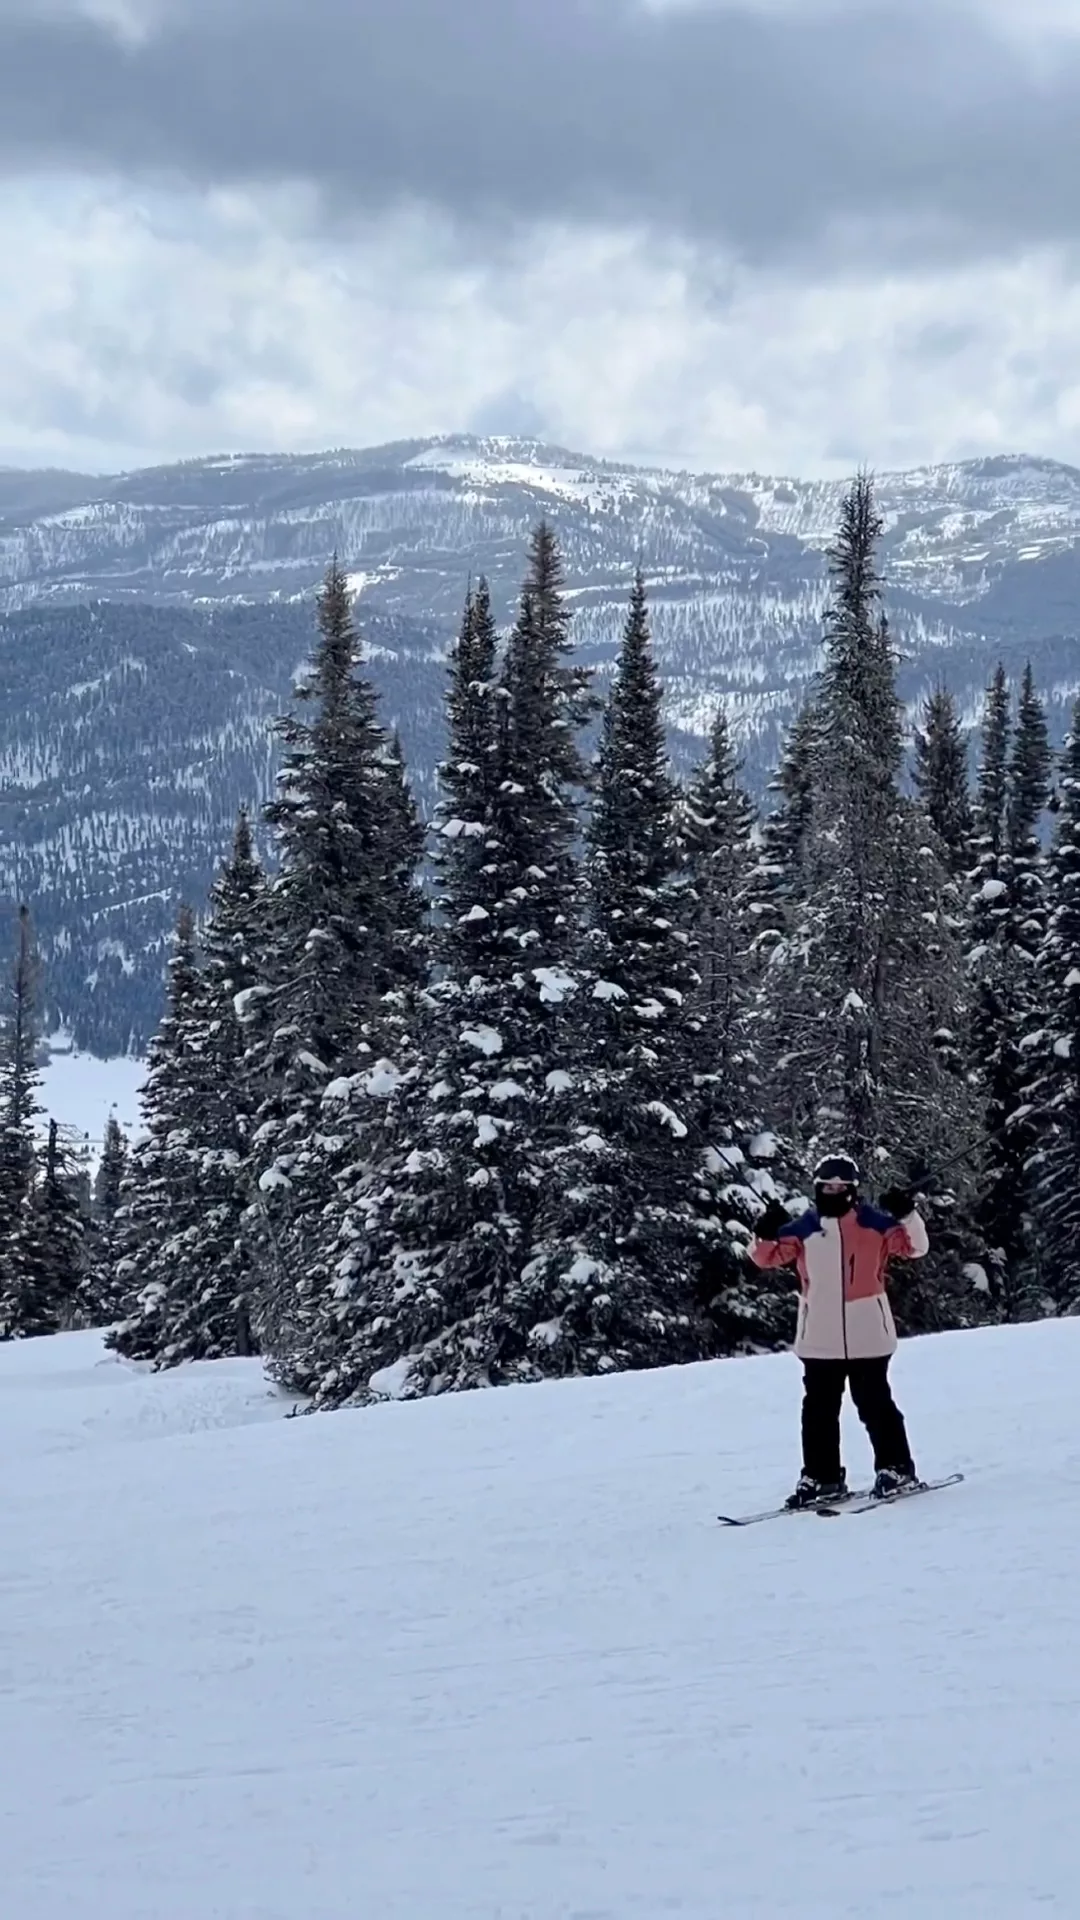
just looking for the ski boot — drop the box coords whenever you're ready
[785,1471,847,1511]
[871,1467,921,1501]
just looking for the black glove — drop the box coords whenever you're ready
[879,1186,916,1220]
[755,1199,791,1240]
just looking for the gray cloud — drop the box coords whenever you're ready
[0,0,1079,266]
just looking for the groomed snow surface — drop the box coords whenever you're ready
[5,1321,1078,1918]
[39,1047,145,1158]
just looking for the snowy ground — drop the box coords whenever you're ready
[4,1321,1078,1918]
[38,1047,145,1158]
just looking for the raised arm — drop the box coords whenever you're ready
[749,1199,801,1270]
[878,1187,929,1260]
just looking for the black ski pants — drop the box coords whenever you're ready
[801,1357,915,1484]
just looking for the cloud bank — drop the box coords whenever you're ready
[2,0,1080,475]
[1,0,1079,267]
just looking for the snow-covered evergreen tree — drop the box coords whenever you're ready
[297,529,597,1402]
[914,686,973,877]
[107,906,204,1359]
[116,813,268,1366]
[1030,699,1080,1309]
[164,809,266,1361]
[679,709,802,1349]
[432,579,502,970]
[749,701,821,967]
[513,571,717,1375]
[243,562,421,1380]
[969,664,1053,1315]
[0,906,39,1236]
[496,525,594,962]
[756,478,985,1325]
[968,664,1011,960]
[760,481,894,1148]
[380,729,428,993]
[90,1114,129,1320]
[24,1118,89,1330]
[680,707,757,1132]
[0,906,56,1339]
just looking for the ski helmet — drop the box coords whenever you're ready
[812,1153,861,1186]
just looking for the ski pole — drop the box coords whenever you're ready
[906,1116,1020,1190]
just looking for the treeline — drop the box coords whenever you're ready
[2,478,1078,1392]
[0,903,129,1336]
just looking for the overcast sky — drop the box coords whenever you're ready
[2,0,1080,475]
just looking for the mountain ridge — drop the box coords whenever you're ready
[6,434,1080,613]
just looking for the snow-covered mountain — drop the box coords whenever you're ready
[2,435,1079,1052]
[3,1318,1076,1917]
[6,437,1080,612]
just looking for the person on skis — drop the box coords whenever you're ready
[751,1153,928,1508]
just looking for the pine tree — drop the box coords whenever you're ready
[516,571,715,1375]
[380,729,428,993]
[121,814,268,1366]
[25,1118,89,1329]
[432,579,502,973]
[496,524,594,964]
[1030,700,1080,1308]
[972,664,1054,1313]
[756,478,985,1324]
[679,709,802,1349]
[91,1114,129,1319]
[172,809,266,1359]
[914,687,973,876]
[243,562,420,1383]
[107,906,204,1359]
[969,665,1011,959]
[95,1115,129,1225]
[749,701,826,1020]
[0,906,40,1239]
[762,477,903,1155]
[681,707,757,1129]
[299,529,595,1403]
[1007,665,1053,871]
[0,906,56,1339]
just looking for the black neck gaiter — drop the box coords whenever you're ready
[815,1187,856,1218]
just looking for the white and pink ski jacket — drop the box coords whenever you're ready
[751,1204,929,1361]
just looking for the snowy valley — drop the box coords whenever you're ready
[4,1319,1077,1919]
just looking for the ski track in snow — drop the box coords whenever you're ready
[3,1321,1078,1917]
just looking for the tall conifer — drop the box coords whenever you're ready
[914,687,973,876]
[521,572,713,1375]
[0,907,55,1339]
[108,906,204,1358]
[120,813,268,1366]
[757,478,984,1324]
[1030,701,1080,1307]
[244,562,416,1381]
[972,664,1054,1312]
[300,529,593,1402]
[92,1114,129,1319]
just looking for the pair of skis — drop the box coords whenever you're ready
[717,1472,964,1527]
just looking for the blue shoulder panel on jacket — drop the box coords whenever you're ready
[783,1209,821,1241]
[856,1202,896,1232]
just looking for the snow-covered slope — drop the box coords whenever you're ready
[38,1045,146,1160]
[4,1321,1076,1917]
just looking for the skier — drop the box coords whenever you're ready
[751,1153,929,1508]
